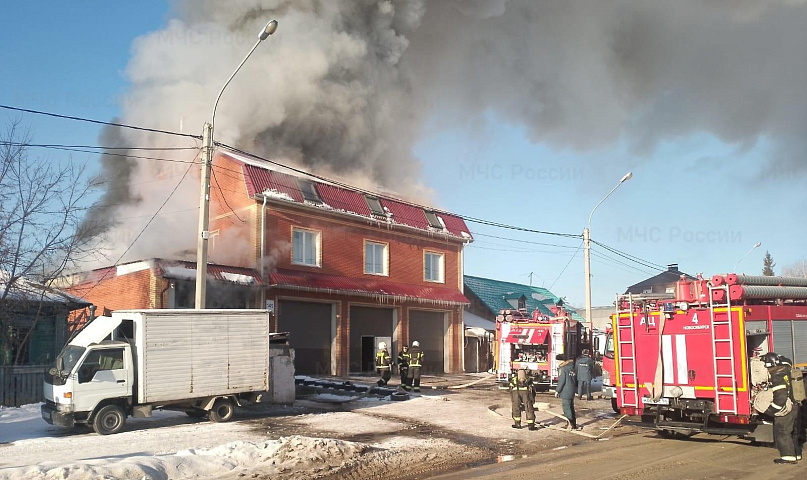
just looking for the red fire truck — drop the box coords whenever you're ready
[495,305,586,390]
[613,274,807,441]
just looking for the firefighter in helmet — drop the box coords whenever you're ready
[407,340,424,392]
[376,342,392,387]
[509,365,537,430]
[762,352,801,464]
[397,344,411,391]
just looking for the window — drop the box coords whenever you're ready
[365,196,386,218]
[364,241,388,275]
[424,251,444,283]
[297,179,322,204]
[292,227,321,266]
[424,210,443,229]
[78,348,125,383]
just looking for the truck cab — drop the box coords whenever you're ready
[42,316,135,434]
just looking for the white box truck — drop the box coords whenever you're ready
[41,309,294,435]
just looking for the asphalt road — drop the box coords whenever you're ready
[431,429,806,480]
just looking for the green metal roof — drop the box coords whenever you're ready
[464,275,585,322]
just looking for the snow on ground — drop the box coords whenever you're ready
[0,403,368,480]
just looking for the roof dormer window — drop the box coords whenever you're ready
[424,210,443,229]
[365,196,386,218]
[297,179,322,204]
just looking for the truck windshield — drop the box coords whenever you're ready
[604,333,614,359]
[58,345,86,374]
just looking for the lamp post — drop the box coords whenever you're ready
[195,19,278,309]
[733,242,762,273]
[584,171,632,332]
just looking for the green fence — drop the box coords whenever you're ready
[0,365,46,407]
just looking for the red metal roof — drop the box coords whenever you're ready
[154,259,265,285]
[230,152,472,240]
[269,268,469,305]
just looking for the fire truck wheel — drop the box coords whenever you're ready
[611,398,619,413]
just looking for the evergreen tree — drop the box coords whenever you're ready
[762,251,776,276]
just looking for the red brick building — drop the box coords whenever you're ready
[67,148,472,376]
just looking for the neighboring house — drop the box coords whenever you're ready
[0,273,89,365]
[624,263,694,296]
[67,148,472,376]
[462,275,583,372]
[463,275,584,323]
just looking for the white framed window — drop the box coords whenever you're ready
[292,227,321,266]
[364,240,389,276]
[424,251,444,283]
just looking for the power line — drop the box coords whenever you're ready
[0,141,198,151]
[590,239,666,271]
[549,240,584,289]
[211,168,245,223]
[470,232,582,249]
[0,104,201,139]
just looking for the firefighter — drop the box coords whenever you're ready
[555,354,580,430]
[778,355,805,462]
[576,349,594,401]
[376,342,392,387]
[397,344,411,390]
[762,352,800,464]
[509,366,537,430]
[407,340,424,392]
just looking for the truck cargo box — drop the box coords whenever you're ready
[111,309,272,404]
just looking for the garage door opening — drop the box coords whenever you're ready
[361,336,375,372]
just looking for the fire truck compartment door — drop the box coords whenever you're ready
[505,327,549,344]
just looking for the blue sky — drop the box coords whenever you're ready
[2,1,805,308]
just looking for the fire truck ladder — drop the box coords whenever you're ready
[616,294,640,408]
[709,284,738,414]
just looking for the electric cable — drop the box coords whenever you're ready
[0,104,201,139]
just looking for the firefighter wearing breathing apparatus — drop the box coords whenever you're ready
[376,342,392,387]
[407,341,425,392]
[762,352,801,464]
[509,365,537,430]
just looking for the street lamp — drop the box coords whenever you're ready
[733,242,762,272]
[584,171,632,332]
[195,19,279,309]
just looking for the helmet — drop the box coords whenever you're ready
[412,340,420,347]
[762,352,780,368]
[378,342,387,350]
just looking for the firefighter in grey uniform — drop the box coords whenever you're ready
[762,352,801,464]
[509,366,536,430]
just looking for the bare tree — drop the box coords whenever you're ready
[0,119,106,364]
[781,260,807,278]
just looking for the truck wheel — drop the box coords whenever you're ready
[93,405,126,435]
[611,397,619,413]
[208,398,235,423]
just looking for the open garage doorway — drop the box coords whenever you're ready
[350,306,394,373]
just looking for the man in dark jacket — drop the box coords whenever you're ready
[576,349,594,401]
[763,352,800,464]
[509,366,537,430]
[555,354,580,430]
[397,344,411,390]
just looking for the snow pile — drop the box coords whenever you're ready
[0,435,368,480]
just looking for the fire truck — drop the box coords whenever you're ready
[613,274,807,442]
[495,304,586,390]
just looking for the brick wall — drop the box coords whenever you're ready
[264,204,464,288]
[65,268,154,315]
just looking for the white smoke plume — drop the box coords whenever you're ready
[92,0,807,266]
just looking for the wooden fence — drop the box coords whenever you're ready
[0,365,47,407]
